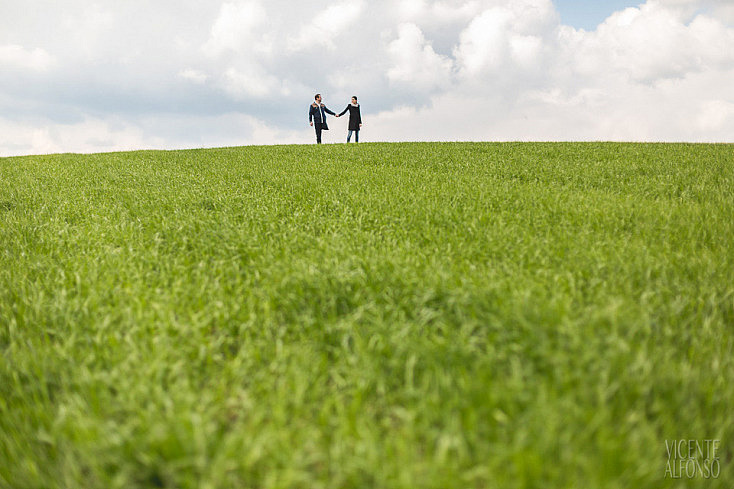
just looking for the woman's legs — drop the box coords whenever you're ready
[347,130,360,143]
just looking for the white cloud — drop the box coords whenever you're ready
[220,68,280,99]
[1,0,733,156]
[313,1,365,32]
[0,113,314,157]
[696,99,734,132]
[179,69,209,84]
[52,4,121,62]
[398,0,485,25]
[387,23,453,91]
[455,8,513,76]
[567,2,734,82]
[0,44,55,72]
[0,117,158,156]
[203,1,269,56]
[454,1,555,80]
[287,1,365,51]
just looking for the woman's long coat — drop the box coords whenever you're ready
[338,104,362,131]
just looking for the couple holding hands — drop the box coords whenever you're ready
[308,93,362,144]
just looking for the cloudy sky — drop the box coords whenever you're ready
[1,0,733,156]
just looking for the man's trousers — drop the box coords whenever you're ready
[314,123,325,144]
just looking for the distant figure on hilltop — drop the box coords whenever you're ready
[308,93,336,144]
[337,96,362,143]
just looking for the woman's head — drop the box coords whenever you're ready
[351,96,358,104]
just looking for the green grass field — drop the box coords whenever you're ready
[1,142,733,488]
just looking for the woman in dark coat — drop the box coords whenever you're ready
[337,96,362,143]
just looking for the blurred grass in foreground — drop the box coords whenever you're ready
[1,142,733,488]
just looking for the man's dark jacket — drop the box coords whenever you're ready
[309,103,336,129]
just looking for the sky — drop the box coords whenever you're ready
[1,0,733,156]
[555,0,643,30]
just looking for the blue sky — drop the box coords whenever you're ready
[555,0,642,30]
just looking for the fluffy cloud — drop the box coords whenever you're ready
[0,44,55,72]
[564,2,734,82]
[1,0,733,156]
[387,23,453,91]
[203,1,270,56]
[288,1,366,51]
[220,68,288,99]
[0,116,157,156]
[179,69,209,85]
[371,0,734,143]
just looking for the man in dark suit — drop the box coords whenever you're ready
[309,93,336,144]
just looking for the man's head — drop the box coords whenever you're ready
[315,94,322,103]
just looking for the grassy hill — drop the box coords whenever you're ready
[1,142,733,488]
